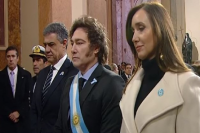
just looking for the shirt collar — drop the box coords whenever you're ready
[7,66,18,74]
[79,63,99,81]
[53,54,67,70]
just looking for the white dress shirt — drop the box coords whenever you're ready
[50,54,67,83]
[7,66,18,96]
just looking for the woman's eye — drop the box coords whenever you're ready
[139,27,144,31]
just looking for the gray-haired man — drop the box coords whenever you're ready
[31,22,78,133]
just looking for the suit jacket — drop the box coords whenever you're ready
[29,76,37,108]
[0,65,32,133]
[120,68,200,133]
[121,73,129,83]
[31,58,78,133]
[55,64,125,133]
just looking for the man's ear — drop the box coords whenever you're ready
[94,46,100,54]
[63,39,68,48]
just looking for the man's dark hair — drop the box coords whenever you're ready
[42,57,47,63]
[31,55,47,63]
[5,45,19,57]
[125,63,132,69]
[69,15,108,64]
[43,22,68,49]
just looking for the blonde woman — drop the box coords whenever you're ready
[110,63,119,74]
[120,2,200,133]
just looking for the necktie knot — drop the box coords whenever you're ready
[51,66,55,71]
[10,71,14,75]
[79,78,86,92]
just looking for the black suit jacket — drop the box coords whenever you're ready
[55,64,125,133]
[31,58,78,133]
[29,76,37,108]
[0,65,32,133]
[121,73,128,83]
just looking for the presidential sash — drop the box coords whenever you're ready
[69,74,89,133]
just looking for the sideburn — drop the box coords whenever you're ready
[85,45,98,57]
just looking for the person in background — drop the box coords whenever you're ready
[29,45,47,88]
[0,46,32,133]
[120,2,200,133]
[121,63,132,83]
[104,57,111,70]
[31,22,78,133]
[55,16,125,133]
[110,63,119,74]
[119,62,126,75]
[29,45,48,107]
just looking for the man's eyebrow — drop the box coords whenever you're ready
[43,42,54,45]
[71,39,86,42]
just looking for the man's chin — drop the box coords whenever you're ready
[34,71,39,74]
[72,62,79,68]
[47,59,54,64]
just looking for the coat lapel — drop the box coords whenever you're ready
[79,65,103,106]
[36,66,49,111]
[42,59,71,107]
[15,66,23,99]
[135,72,184,133]
[2,67,14,98]
[120,68,144,133]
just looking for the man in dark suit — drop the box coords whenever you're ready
[31,23,78,133]
[0,46,32,133]
[29,45,47,87]
[55,16,125,133]
[29,45,47,107]
[119,62,126,76]
[121,63,132,83]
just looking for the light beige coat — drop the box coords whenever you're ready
[120,68,200,133]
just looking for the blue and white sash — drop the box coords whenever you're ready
[69,74,89,133]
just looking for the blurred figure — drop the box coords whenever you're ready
[0,46,32,133]
[194,60,200,65]
[104,57,111,70]
[119,62,126,75]
[29,45,47,86]
[29,45,48,107]
[110,63,119,74]
[121,63,132,83]
[192,64,200,76]
[120,2,200,133]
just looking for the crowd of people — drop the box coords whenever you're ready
[0,2,200,133]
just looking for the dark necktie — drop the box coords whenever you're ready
[78,78,86,92]
[42,66,55,105]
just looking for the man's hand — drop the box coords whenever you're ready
[9,111,20,123]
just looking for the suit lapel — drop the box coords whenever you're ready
[2,68,14,98]
[42,59,71,107]
[63,77,74,126]
[37,66,50,111]
[135,72,184,133]
[15,66,23,99]
[79,65,103,106]
[120,68,144,133]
